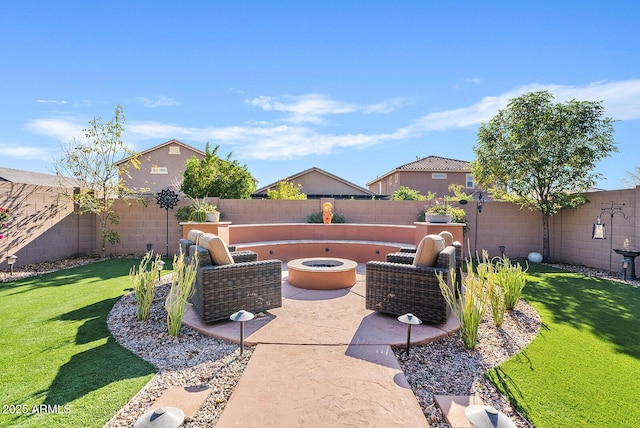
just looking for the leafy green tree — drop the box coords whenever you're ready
[391,186,427,200]
[473,91,617,261]
[267,179,307,200]
[55,105,141,258]
[181,143,255,198]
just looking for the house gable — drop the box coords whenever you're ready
[117,139,206,195]
[254,167,379,199]
[367,155,476,198]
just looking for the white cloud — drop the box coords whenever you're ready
[26,117,85,141]
[136,96,180,107]
[24,79,640,164]
[0,144,55,161]
[36,99,68,105]
[406,79,640,133]
[245,94,410,123]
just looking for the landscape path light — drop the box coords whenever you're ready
[7,255,17,275]
[397,313,422,357]
[146,243,153,252]
[134,406,184,428]
[157,259,165,281]
[465,405,516,428]
[230,310,255,355]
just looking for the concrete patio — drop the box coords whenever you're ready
[182,263,459,427]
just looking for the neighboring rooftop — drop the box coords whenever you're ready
[253,166,382,200]
[0,166,76,187]
[396,155,471,171]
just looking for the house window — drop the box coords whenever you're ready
[394,173,398,183]
[168,146,181,155]
[150,166,168,174]
[466,174,474,188]
[388,176,393,185]
[432,173,447,179]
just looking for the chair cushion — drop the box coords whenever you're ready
[187,229,205,245]
[198,233,235,265]
[439,231,454,247]
[413,234,445,267]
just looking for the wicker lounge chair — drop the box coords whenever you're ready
[366,234,456,324]
[180,230,282,323]
[388,231,463,290]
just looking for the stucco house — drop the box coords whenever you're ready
[367,155,477,198]
[253,167,382,199]
[115,139,205,195]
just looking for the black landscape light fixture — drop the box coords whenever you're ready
[7,254,17,275]
[230,310,255,355]
[397,313,422,357]
[157,259,165,281]
[146,243,152,252]
[499,246,505,258]
[474,192,484,255]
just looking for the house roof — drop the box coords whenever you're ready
[254,167,378,199]
[114,139,205,165]
[367,155,471,185]
[0,167,77,187]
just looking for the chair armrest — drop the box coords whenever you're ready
[231,250,258,263]
[385,252,415,264]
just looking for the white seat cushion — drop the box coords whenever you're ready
[413,235,445,267]
[438,231,454,247]
[187,229,205,245]
[198,233,234,265]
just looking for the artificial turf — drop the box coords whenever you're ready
[487,263,640,427]
[0,258,171,428]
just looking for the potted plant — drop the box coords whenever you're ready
[425,201,453,223]
[188,198,220,222]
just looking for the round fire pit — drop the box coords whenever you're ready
[287,257,357,290]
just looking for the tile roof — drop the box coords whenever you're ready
[397,155,471,171]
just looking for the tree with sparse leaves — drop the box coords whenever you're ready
[55,105,141,258]
[473,91,617,262]
[267,179,307,200]
[622,166,640,187]
[181,143,255,199]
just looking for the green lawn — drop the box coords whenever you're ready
[487,263,640,427]
[0,258,171,428]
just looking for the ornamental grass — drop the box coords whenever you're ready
[165,249,198,336]
[438,259,488,350]
[494,255,528,310]
[129,252,162,320]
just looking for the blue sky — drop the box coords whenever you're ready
[1,1,639,190]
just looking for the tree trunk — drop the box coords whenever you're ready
[542,212,550,262]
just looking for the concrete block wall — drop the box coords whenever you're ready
[3,183,640,276]
[0,183,94,268]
